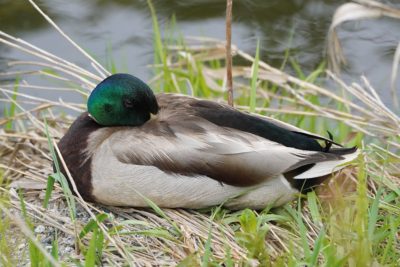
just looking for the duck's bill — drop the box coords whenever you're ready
[150,113,158,121]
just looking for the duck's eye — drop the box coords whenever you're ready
[123,98,134,108]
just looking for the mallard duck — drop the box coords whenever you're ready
[57,73,358,209]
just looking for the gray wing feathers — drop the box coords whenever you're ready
[107,118,330,186]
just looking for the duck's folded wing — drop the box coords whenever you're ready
[108,120,340,187]
[158,94,337,151]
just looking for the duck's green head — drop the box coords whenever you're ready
[87,74,159,126]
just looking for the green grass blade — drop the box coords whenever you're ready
[131,188,182,237]
[43,175,55,209]
[295,203,311,260]
[79,213,109,239]
[84,227,98,267]
[201,228,213,267]
[147,0,164,66]
[309,229,325,266]
[5,78,19,131]
[307,191,321,224]
[44,118,76,219]
[124,228,176,240]
[249,40,260,113]
[51,231,59,260]
[18,190,45,267]
[368,187,382,241]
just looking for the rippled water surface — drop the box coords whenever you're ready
[1,0,399,110]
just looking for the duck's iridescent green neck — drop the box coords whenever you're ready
[87,74,159,126]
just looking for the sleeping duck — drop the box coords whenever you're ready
[57,73,358,209]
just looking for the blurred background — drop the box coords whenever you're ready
[0,0,399,110]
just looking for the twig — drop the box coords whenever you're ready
[226,0,233,106]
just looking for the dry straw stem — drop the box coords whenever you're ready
[27,0,110,79]
[326,0,400,108]
[0,31,101,85]
[226,0,234,106]
[391,42,400,108]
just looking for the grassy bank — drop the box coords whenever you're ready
[1,1,400,266]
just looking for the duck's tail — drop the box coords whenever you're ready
[293,147,359,180]
[283,146,359,192]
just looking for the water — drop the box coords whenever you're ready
[1,0,399,113]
